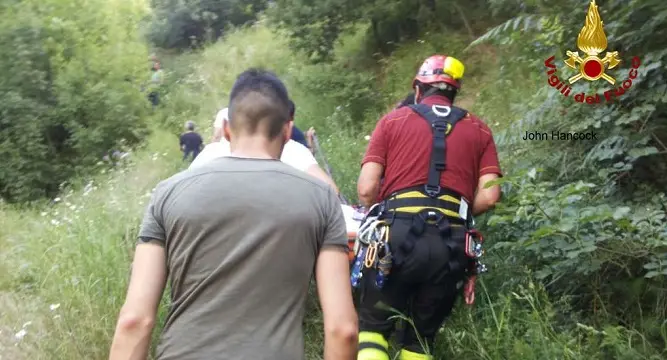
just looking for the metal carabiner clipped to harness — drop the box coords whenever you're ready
[364,242,378,268]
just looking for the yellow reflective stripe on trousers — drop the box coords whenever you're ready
[399,349,433,360]
[357,331,389,360]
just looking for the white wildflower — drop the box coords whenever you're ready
[364,135,371,141]
[14,329,27,341]
[49,303,61,311]
[54,197,61,202]
[50,219,60,226]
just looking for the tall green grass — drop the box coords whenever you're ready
[1,23,663,360]
[0,130,183,359]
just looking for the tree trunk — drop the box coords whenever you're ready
[371,18,387,54]
[451,2,475,40]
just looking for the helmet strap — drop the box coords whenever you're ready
[415,82,457,104]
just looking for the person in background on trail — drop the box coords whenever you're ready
[103,150,130,167]
[150,54,159,68]
[354,54,503,360]
[179,120,203,161]
[287,100,310,149]
[194,106,341,194]
[109,68,358,360]
[147,62,164,108]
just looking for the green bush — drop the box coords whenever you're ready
[0,0,150,203]
[467,0,667,341]
[146,0,268,49]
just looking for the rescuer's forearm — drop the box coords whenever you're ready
[324,332,357,360]
[109,312,155,360]
[357,182,379,208]
[472,190,496,216]
[317,249,358,360]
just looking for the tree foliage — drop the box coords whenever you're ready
[268,0,499,63]
[146,0,268,49]
[467,0,667,335]
[0,0,150,203]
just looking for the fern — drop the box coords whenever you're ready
[467,14,550,49]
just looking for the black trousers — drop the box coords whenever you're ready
[357,217,469,354]
[148,91,159,106]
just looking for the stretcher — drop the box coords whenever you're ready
[341,204,364,262]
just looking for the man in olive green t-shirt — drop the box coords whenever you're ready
[109,69,358,360]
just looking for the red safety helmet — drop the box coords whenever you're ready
[413,55,465,89]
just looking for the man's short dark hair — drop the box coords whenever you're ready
[288,99,295,118]
[228,68,291,139]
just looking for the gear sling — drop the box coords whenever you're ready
[352,103,487,360]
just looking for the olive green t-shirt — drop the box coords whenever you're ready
[138,157,348,360]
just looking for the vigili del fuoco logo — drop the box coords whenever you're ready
[544,0,641,104]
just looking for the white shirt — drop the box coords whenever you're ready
[213,108,228,129]
[190,138,318,172]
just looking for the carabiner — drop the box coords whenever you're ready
[364,242,378,268]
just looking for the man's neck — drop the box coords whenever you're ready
[229,136,284,160]
[419,94,452,105]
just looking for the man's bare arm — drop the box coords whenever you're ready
[306,164,340,194]
[472,173,501,215]
[357,162,384,207]
[109,243,167,360]
[316,248,358,360]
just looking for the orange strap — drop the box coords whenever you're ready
[464,275,477,305]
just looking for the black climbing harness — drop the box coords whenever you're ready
[351,102,488,305]
[410,103,468,198]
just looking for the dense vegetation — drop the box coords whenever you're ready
[0,0,151,203]
[145,0,268,48]
[1,0,666,359]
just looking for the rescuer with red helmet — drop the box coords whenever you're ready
[353,54,503,360]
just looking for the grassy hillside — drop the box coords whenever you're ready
[1,22,665,360]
